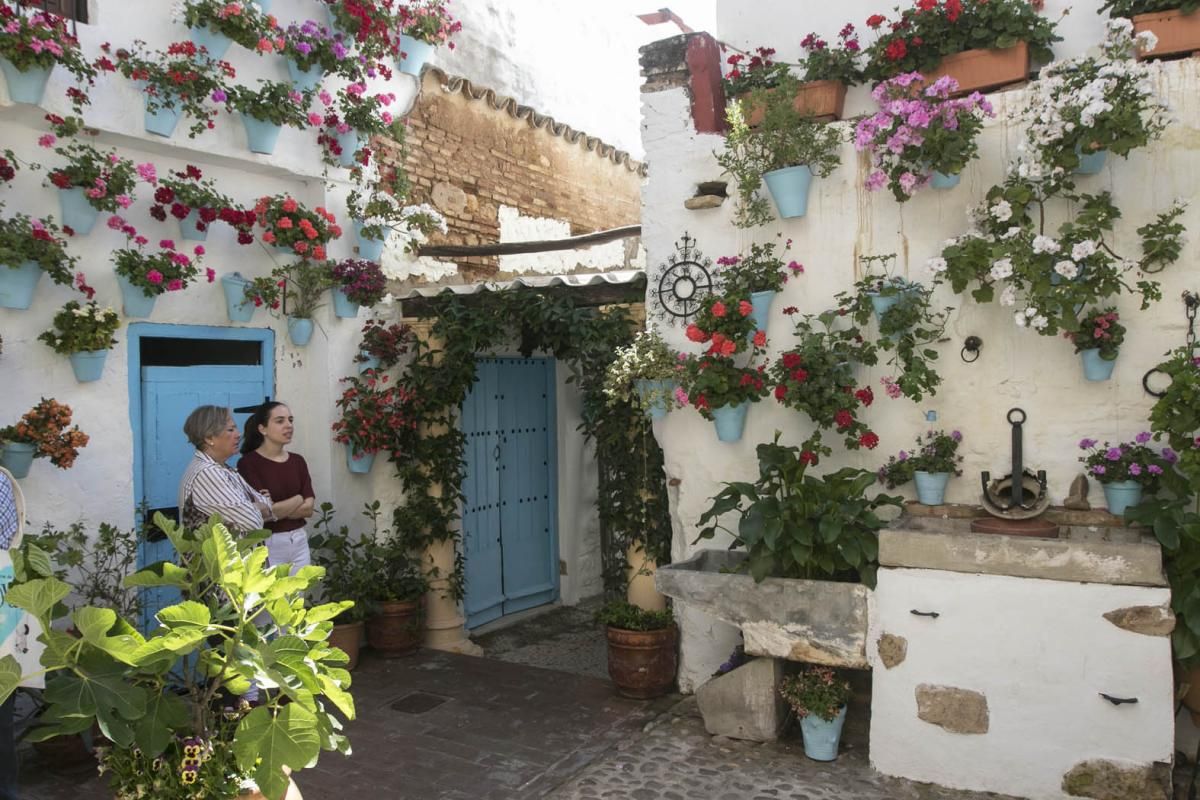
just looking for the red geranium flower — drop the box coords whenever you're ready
[859,431,880,449]
[834,409,854,429]
[867,13,886,28]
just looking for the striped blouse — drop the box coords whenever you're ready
[178,450,267,534]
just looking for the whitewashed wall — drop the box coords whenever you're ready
[645,4,1200,690]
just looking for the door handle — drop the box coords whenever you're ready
[1099,693,1138,706]
[910,609,940,619]
[493,444,500,462]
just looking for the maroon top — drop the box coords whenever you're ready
[236,451,314,534]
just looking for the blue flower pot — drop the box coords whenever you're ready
[1080,348,1116,382]
[0,261,43,310]
[800,706,846,762]
[332,289,359,319]
[144,96,182,138]
[59,187,100,235]
[635,379,674,420]
[1075,146,1108,176]
[931,170,960,190]
[117,273,158,318]
[241,114,283,155]
[0,58,52,105]
[1102,480,1143,517]
[287,316,314,346]
[221,272,256,323]
[189,25,233,60]
[397,35,435,76]
[0,442,36,480]
[346,446,375,474]
[914,471,951,506]
[749,290,775,340]
[69,350,108,383]
[762,164,813,219]
[179,208,208,241]
[286,59,324,92]
[252,0,272,11]
[358,353,380,374]
[868,291,904,320]
[335,128,360,167]
[712,403,749,443]
[354,220,388,261]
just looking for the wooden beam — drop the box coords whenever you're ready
[399,275,647,318]
[417,225,641,258]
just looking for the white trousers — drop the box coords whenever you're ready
[266,528,311,576]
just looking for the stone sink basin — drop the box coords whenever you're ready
[655,550,870,668]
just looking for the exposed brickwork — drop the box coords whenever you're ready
[374,72,643,282]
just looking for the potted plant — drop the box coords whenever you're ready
[1070,307,1125,381]
[0,398,89,479]
[37,300,122,383]
[320,84,397,168]
[594,600,677,699]
[330,258,387,319]
[779,665,853,761]
[604,328,684,420]
[225,80,314,154]
[353,318,413,372]
[357,503,429,657]
[178,0,275,59]
[45,138,140,234]
[309,502,377,669]
[723,45,790,97]
[681,293,770,442]
[332,370,420,472]
[862,0,1061,92]
[149,165,235,242]
[0,515,355,800]
[346,186,408,260]
[877,429,965,505]
[111,220,209,318]
[1099,0,1200,59]
[277,260,333,346]
[280,19,356,90]
[717,75,844,226]
[768,309,881,451]
[735,27,863,126]
[397,0,461,75]
[98,39,234,137]
[0,208,76,309]
[1078,433,1170,516]
[855,71,993,196]
[0,5,94,106]
[714,239,793,330]
[255,193,342,259]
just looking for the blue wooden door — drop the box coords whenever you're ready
[138,365,267,632]
[461,358,558,628]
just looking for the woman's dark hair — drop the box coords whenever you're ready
[240,401,289,455]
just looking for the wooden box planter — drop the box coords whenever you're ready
[918,41,1030,96]
[739,79,848,126]
[1134,9,1200,59]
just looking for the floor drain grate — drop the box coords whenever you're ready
[390,691,450,714]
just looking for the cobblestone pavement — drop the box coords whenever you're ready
[473,596,608,680]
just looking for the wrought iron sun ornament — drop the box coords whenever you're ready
[651,232,714,326]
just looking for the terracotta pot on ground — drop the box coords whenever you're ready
[605,624,678,699]
[918,41,1029,95]
[366,600,423,657]
[1134,9,1200,60]
[739,79,848,126]
[329,620,365,670]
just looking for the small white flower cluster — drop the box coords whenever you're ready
[603,328,679,405]
[1014,306,1049,331]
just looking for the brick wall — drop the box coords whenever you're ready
[375,70,644,281]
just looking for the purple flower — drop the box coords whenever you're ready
[1091,465,1106,476]
[1078,438,1097,449]
[1148,464,1163,475]
[1162,447,1178,464]
[950,430,962,442]
[332,42,348,59]
[1135,431,1152,444]
[1105,447,1123,461]
[898,450,908,461]
[211,89,227,103]
[1129,463,1142,476]
[296,42,313,55]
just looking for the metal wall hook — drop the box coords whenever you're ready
[910,609,940,619]
[1099,693,1138,706]
[961,335,982,363]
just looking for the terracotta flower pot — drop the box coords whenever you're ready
[739,79,847,126]
[366,599,423,658]
[328,620,364,670]
[605,624,678,699]
[1134,9,1200,60]
[918,41,1029,96]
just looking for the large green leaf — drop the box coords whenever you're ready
[125,560,190,588]
[133,691,190,757]
[5,577,71,620]
[157,601,212,630]
[317,673,356,720]
[0,656,21,705]
[72,607,146,665]
[235,704,321,800]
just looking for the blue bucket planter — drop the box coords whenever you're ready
[117,274,158,318]
[711,403,749,443]
[800,706,847,762]
[0,442,36,480]
[1080,348,1116,382]
[354,220,388,261]
[0,58,52,105]
[332,289,360,319]
[144,97,182,138]
[867,291,907,321]
[251,0,272,11]
[931,170,961,190]
[635,379,674,420]
[346,446,376,474]
[286,59,324,92]
[179,208,208,241]
[59,187,100,235]
[1102,480,1143,517]
[241,114,283,155]
[397,35,435,76]
[69,350,108,383]
[335,128,360,167]
[189,25,233,60]
[220,272,256,323]
[762,164,813,219]
[914,471,951,506]
[287,316,315,346]
[1075,146,1109,176]
[358,353,380,374]
[0,261,43,310]
[748,290,776,339]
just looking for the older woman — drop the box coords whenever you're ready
[178,405,272,535]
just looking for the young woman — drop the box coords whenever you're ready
[236,401,315,574]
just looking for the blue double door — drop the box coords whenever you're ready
[461,358,559,629]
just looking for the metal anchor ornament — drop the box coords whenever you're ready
[980,408,1050,520]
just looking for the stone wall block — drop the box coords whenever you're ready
[1061,759,1171,800]
[1103,605,1176,637]
[696,657,790,742]
[877,633,907,669]
[915,684,989,734]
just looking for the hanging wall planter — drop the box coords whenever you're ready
[58,187,100,235]
[357,353,380,374]
[143,98,182,138]
[1102,480,1143,517]
[287,316,314,346]
[397,35,435,76]
[335,128,360,167]
[241,114,283,155]
[711,403,749,443]
[749,290,776,337]
[0,261,43,310]
[286,59,323,92]
[930,170,961,189]
[1134,8,1200,60]
[918,41,1030,96]
[800,706,847,762]
[116,274,157,318]
[345,445,376,474]
[1080,349,1116,382]
[189,26,233,60]
[220,272,256,323]
[353,221,388,261]
[179,208,208,241]
[0,442,36,479]
[1074,145,1109,175]
[68,350,108,383]
[763,165,814,219]
[332,288,359,319]
[913,471,951,506]
[740,79,848,125]
[0,58,52,105]
[635,379,674,420]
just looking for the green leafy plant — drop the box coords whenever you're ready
[38,300,121,355]
[593,599,674,631]
[1078,433,1170,488]
[356,503,429,613]
[331,370,420,456]
[225,80,312,127]
[695,432,902,585]
[278,260,333,319]
[678,355,768,420]
[779,666,852,722]
[309,502,378,624]
[21,519,143,620]
[354,319,413,367]
[877,429,964,488]
[1099,0,1200,16]
[0,208,76,286]
[722,46,790,97]
[1070,307,1125,359]
[0,515,356,800]
[45,139,140,214]
[715,239,793,296]
[798,26,864,85]
[603,328,684,412]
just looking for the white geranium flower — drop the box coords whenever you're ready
[1031,315,1049,331]
[1014,311,1028,328]
[1071,240,1096,261]
[1053,260,1079,279]
[1032,235,1059,254]
[991,200,1013,223]
[1001,226,1022,240]
[1000,286,1017,307]
[989,258,1014,281]
[379,293,396,307]
[927,257,947,274]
